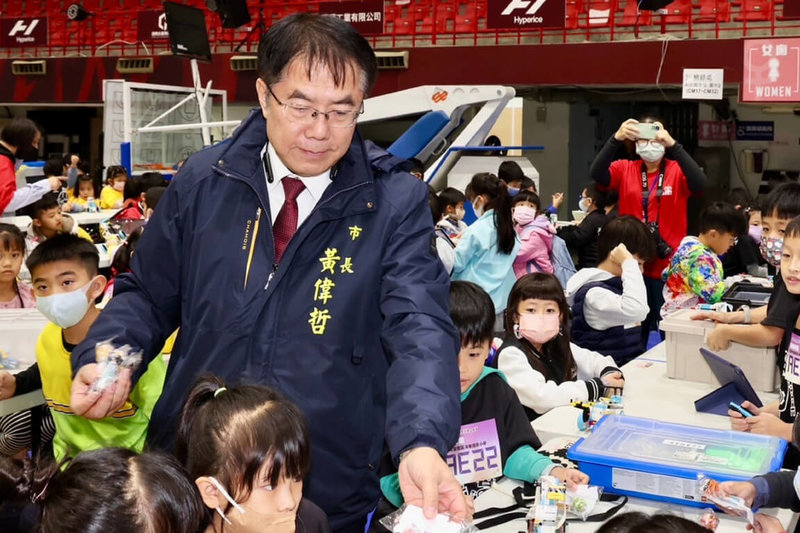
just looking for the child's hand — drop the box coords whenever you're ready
[62,202,73,213]
[705,325,731,351]
[552,192,564,208]
[718,481,756,508]
[729,401,760,432]
[70,363,132,419]
[744,413,791,440]
[0,371,16,400]
[750,513,785,533]
[691,310,742,324]
[600,371,624,389]
[608,243,633,265]
[551,467,589,490]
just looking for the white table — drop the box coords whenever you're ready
[473,343,793,532]
[1,209,116,230]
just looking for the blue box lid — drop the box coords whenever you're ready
[568,415,787,478]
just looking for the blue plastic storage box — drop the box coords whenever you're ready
[566,415,787,508]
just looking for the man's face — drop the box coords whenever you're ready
[256,59,364,178]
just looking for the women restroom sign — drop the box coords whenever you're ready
[742,38,800,102]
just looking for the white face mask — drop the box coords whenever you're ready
[472,196,485,218]
[578,197,590,213]
[636,142,665,163]
[35,279,96,329]
[207,476,297,533]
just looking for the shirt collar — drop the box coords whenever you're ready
[265,143,331,202]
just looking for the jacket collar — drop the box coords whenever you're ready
[461,366,507,401]
[213,109,380,217]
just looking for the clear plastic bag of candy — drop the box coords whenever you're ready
[697,474,753,525]
[90,339,142,394]
[379,504,477,533]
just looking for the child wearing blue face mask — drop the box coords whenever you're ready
[25,234,166,462]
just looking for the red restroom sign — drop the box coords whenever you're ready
[742,38,800,102]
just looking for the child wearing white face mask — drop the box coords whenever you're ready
[494,273,624,421]
[436,187,468,240]
[99,165,127,209]
[176,375,330,533]
[511,190,555,277]
[26,234,166,462]
[556,183,609,270]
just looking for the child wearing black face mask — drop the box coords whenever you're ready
[693,182,800,354]
[493,273,624,421]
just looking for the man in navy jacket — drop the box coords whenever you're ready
[69,14,464,532]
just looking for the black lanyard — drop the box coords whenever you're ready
[640,159,666,225]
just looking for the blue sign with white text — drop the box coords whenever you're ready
[736,121,774,141]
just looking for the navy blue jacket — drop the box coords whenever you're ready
[72,110,461,529]
[570,278,643,366]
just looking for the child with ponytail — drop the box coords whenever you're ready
[176,374,330,533]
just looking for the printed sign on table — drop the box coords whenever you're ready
[682,69,724,100]
[138,11,169,41]
[445,419,502,485]
[0,17,48,47]
[318,0,384,34]
[487,0,565,30]
[742,38,800,102]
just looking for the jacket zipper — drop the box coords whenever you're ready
[243,207,262,289]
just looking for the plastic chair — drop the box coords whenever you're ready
[617,0,652,26]
[585,0,614,27]
[734,0,774,21]
[695,0,731,23]
[434,3,456,32]
[565,3,582,29]
[661,0,692,24]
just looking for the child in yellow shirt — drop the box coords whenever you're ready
[100,165,127,209]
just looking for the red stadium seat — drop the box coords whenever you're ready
[617,0,652,26]
[734,0,774,21]
[695,0,731,23]
[660,0,692,24]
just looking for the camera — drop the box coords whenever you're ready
[647,223,673,259]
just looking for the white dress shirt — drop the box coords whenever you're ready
[263,143,332,227]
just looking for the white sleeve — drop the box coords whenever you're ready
[436,237,455,274]
[583,259,649,330]
[571,342,619,380]
[497,345,591,415]
[2,179,51,214]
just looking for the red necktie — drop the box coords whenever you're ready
[273,177,306,263]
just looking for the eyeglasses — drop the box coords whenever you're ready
[635,139,663,147]
[267,85,363,128]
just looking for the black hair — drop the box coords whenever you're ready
[176,375,311,512]
[0,223,28,307]
[427,185,442,225]
[698,201,747,237]
[257,13,377,95]
[0,118,38,150]
[484,135,501,147]
[111,226,143,276]
[438,187,466,210]
[105,165,127,185]
[596,512,707,533]
[406,158,424,176]
[503,274,577,383]
[728,187,753,210]
[123,176,142,201]
[597,215,656,263]
[24,192,59,220]
[450,281,495,347]
[512,190,541,211]
[467,172,516,254]
[785,215,800,241]
[497,161,524,185]
[139,171,167,192]
[73,173,99,200]
[583,182,607,210]
[638,113,664,125]
[520,176,535,192]
[77,161,90,175]
[26,233,99,278]
[0,448,206,533]
[605,190,619,207]
[145,186,167,214]
[43,158,63,178]
[762,182,800,221]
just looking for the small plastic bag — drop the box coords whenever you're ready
[90,339,142,394]
[0,349,19,370]
[697,474,754,525]
[565,484,601,521]
[379,504,478,533]
[697,508,720,531]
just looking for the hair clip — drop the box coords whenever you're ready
[214,387,227,398]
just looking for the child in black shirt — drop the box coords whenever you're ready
[380,281,588,505]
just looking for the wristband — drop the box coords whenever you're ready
[741,305,751,324]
